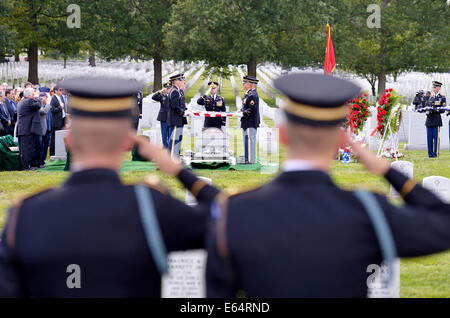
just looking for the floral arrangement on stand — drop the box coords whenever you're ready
[339,92,371,163]
[370,88,405,159]
[346,92,371,136]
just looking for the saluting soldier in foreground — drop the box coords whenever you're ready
[152,82,172,148]
[0,77,220,298]
[207,73,450,298]
[240,76,260,164]
[197,81,227,130]
[166,73,187,158]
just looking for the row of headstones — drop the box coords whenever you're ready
[1,60,180,87]
[390,161,450,203]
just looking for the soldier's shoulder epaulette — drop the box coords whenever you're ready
[19,188,54,205]
[5,188,54,248]
[141,175,169,194]
[226,186,261,200]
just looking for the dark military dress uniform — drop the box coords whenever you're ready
[0,77,221,298]
[206,73,450,298]
[152,82,171,148]
[423,81,447,158]
[241,76,260,164]
[134,90,143,130]
[197,82,227,129]
[166,74,187,158]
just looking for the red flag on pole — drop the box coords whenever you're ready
[324,23,336,75]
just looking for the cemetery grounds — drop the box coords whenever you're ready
[0,62,449,297]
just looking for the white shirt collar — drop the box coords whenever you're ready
[282,159,317,172]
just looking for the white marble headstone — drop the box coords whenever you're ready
[389,161,414,197]
[161,250,207,298]
[367,259,400,298]
[185,176,212,206]
[405,112,449,150]
[422,176,450,203]
[54,129,69,159]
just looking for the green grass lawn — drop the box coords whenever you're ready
[0,144,449,297]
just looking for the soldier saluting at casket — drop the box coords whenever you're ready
[152,82,172,148]
[197,81,227,130]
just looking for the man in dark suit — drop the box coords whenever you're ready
[166,74,187,158]
[0,77,221,297]
[197,81,227,129]
[50,86,66,156]
[3,89,17,136]
[206,73,450,298]
[0,91,11,137]
[16,88,42,170]
[152,82,171,147]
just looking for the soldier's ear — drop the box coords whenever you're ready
[64,131,73,152]
[279,124,288,146]
[124,130,136,152]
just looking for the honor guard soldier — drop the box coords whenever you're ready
[197,81,227,130]
[152,82,172,148]
[423,81,446,158]
[0,77,221,298]
[206,73,450,298]
[134,89,143,131]
[240,76,260,164]
[166,73,187,158]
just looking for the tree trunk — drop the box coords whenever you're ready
[15,51,20,62]
[246,57,257,77]
[377,0,390,96]
[153,35,163,92]
[0,52,5,62]
[64,57,67,69]
[27,42,39,84]
[153,54,162,92]
[377,69,386,96]
[88,49,96,67]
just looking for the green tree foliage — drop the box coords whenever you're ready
[164,0,284,77]
[80,0,174,91]
[336,0,449,96]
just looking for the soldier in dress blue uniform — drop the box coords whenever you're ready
[423,81,446,158]
[0,77,221,297]
[197,81,227,130]
[240,76,260,164]
[134,89,143,131]
[152,82,172,148]
[206,73,450,298]
[166,74,187,158]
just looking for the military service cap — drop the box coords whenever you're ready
[274,73,360,126]
[170,73,185,81]
[243,76,259,84]
[163,82,172,88]
[62,77,144,118]
[432,81,442,87]
[208,81,219,89]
